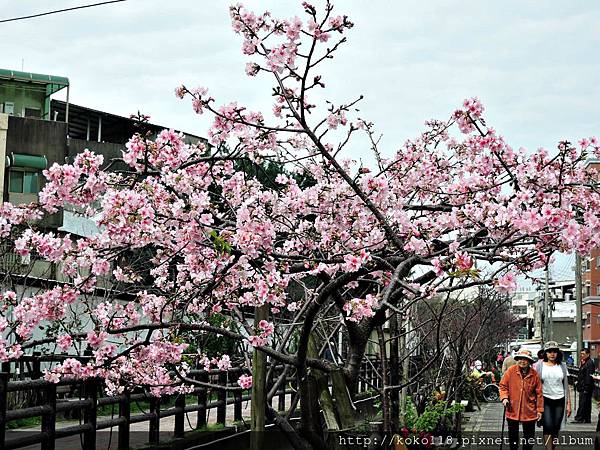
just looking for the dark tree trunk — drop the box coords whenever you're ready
[344,337,368,395]
[298,373,326,449]
[388,311,400,432]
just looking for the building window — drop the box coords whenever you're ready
[512,306,527,315]
[586,285,591,298]
[585,258,591,271]
[6,154,47,201]
[597,256,600,268]
[9,169,41,194]
[24,108,41,119]
[597,314,600,325]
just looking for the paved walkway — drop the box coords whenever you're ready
[462,400,599,449]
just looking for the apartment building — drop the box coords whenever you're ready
[0,68,202,230]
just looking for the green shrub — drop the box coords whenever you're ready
[409,397,464,433]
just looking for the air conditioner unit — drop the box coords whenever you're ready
[4,102,14,115]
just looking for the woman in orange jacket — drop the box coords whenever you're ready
[499,349,544,450]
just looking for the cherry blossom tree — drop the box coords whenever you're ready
[1,1,600,448]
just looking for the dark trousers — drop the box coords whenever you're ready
[542,396,565,435]
[595,410,600,450]
[507,418,536,450]
[575,389,593,422]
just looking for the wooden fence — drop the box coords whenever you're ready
[0,362,290,450]
[0,356,382,450]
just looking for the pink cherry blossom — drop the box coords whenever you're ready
[237,374,253,389]
[86,331,108,349]
[496,273,518,293]
[57,334,73,351]
[454,252,473,271]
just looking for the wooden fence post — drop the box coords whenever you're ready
[251,304,268,450]
[118,390,130,450]
[83,379,97,450]
[149,396,160,445]
[233,388,242,422]
[278,383,286,412]
[197,372,208,428]
[174,394,186,438]
[32,352,42,379]
[32,353,42,407]
[41,381,57,450]
[217,372,227,425]
[0,372,8,450]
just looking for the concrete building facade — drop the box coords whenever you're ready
[0,67,202,230]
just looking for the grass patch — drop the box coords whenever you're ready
[193,422,226,433]
[6,416,41,429]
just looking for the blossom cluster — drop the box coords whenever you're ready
[246,320,275,347]
[0,2,599,397]
[343,294,378,322]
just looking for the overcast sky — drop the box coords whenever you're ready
[2,0,599,158]
[2,0,596,280]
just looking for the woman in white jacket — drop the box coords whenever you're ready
[534,341,572,450]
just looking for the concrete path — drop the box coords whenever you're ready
[462,400,599,449]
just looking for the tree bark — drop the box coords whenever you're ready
[331,368,355,430]
[377,326,390,433]
[266,405,312,450]
[388,311,400,432]
[299,373,327,449]
[343,337,368,394]
[308,336,339,431]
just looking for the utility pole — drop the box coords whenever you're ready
[534,290,542,340]
[575,253,583,365]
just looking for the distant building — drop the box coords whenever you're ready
[511,287,536,339]
[0,68,203,230]
[516,279,576,349]
[552,300,577,348]
[0,68,204,355]
[582,161,600,357]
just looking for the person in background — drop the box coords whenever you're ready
[592,373,600,450]
[538,349,545,362]
[491,364,502,384]
[323,341,338,364]
[503,345,520,373]
[497,351,505,367]
[566,354,574,366]
[470,360,487,380]
[573,348,595,423]
[500,349,544,450]
[533,341,571,450]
